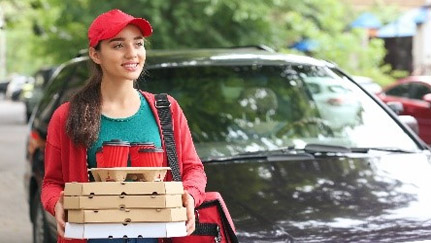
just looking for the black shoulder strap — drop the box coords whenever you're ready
[154,93,182,181]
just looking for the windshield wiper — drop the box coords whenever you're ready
[350,147,415,153]
[203,144,356,163]
[302,143,416,154]
[201,144,416,163]
[301,143,416,154]
[304,143,351,153]
[202,150,315,163]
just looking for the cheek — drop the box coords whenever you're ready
[140,49,146,63]
[99,57,117,68]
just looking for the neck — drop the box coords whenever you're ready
[100,77,137,104]
[100,77,141,118]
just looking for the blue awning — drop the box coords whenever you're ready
[414,7,428,24]
[289,39,319,52]
[377,7,429,38]
[351,12,382,29]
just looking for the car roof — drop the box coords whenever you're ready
[397,75,431,84]
[352,75,374,84]
[145,48,334,68]
[381,76,431,92]
[72,48,335,69]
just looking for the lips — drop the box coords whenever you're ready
[122,62,139,71]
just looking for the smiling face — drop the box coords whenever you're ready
[89,24,146,83]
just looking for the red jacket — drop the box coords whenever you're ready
[42,91,207,243]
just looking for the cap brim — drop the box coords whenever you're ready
[129,18,153,37]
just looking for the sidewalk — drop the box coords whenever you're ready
[0,100,32,242]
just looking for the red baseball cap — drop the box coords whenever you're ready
[88,9,153,47]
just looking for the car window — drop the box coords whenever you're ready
[409,82,431,100]
[143,65,313,144]
[59,61,89,104]
[306,82,321,94]
[141,64,419,159]
[36,64,76,122]
[328,84,349,93]
[34,73,45,89]
[385,83,410,98]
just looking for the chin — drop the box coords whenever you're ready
[130,75,140,80]
[125,73,141,81]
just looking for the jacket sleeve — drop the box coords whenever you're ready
[41,107,65,216]
[171,98,207,207]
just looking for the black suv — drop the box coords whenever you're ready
[20,66,58,122]
[25,48,431,243]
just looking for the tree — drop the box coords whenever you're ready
[0,0,54,76]
[20,0,288,66]
[2,0,399,85]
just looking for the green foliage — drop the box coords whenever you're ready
[0,0,401,84]
[20,0,289,65]
[279,0,400,86]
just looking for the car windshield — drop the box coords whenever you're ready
[141,64,419,159]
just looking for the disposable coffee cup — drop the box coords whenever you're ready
[131,147,164,167]
[95,147,104,167]
[100,139,130,168]
[130,142,156,166]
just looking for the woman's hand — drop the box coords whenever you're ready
[54,191,65,237]
[183,191,195,235]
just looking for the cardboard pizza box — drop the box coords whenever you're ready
[64,181,184,196]
[64,221,187,239]
[67,207,187,223]
[64,194,183,209]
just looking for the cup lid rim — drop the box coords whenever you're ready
[138,148,164,152]
[102,139,130,146]
[130,142,155,146]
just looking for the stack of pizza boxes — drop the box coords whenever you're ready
[64,168,187,239]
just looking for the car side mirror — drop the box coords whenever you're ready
[398,115,419,135]
[422,93,431,103]
[386,101,404,115]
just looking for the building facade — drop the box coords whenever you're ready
[346,0,431,75]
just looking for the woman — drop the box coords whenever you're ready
[41,9,207,243]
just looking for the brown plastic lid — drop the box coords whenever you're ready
[102,139,130,146]
[138,147,164,153]
[130,142,155,146]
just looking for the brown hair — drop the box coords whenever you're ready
[66,46,103,147]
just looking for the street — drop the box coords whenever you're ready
[0,100,32,242]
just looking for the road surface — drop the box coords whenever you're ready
[0,99,32,242]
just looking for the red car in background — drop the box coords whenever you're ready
[377,76,431,144]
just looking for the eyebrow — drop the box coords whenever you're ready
[108,36,144,43]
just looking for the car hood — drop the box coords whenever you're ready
[203,151,431,242]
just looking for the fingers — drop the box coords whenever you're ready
[183,191,196,235]
[185,209,195,235]
[55,191,65,237]
[56,222,65,238]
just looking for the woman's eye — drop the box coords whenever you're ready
[113,43,123,49]
[135,42,144,47]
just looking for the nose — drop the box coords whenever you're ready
[125,44,137,59]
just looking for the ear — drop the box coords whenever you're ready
[89,47,101,64]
